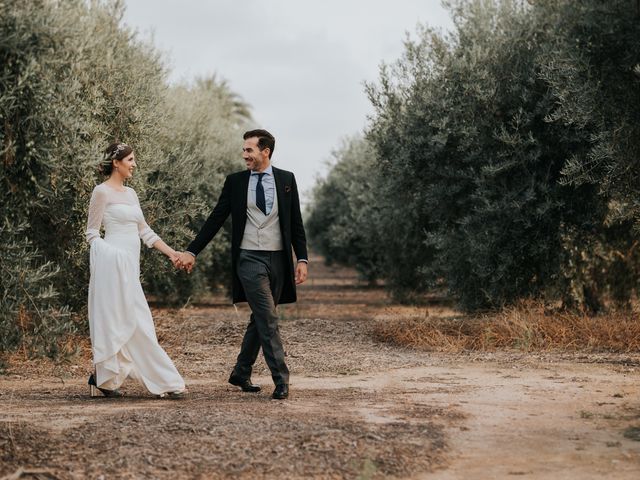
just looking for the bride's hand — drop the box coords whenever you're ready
[176,251,195,273]
[168,251,182,269]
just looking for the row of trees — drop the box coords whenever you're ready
[308,0,640,312]
[1,0,249,357]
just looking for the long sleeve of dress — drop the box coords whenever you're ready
[86,187,107,244]
[131,189,161,248]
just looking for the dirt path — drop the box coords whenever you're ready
[1,259,640,479]
[406,362,640,479]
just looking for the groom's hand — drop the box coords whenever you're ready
[177,252,196,274]
[295,262,308,285]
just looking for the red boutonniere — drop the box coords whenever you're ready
[284,185,292,193]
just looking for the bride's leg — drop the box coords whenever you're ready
[96,351,134,390]
[123,327,185,395]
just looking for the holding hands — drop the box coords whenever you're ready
[151,240,193,274]
[172,251,196,273]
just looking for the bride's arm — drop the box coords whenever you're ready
[150,238,179,261]
[132,189,179,263]
[86,187,107,244]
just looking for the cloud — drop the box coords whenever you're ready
[122,0,453,200]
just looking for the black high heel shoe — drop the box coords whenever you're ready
[88,373,124,398]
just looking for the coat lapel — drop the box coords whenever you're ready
[273,166,288,234]
[239,169,250,211]
[273,166,285,211]
[237,169,251,236]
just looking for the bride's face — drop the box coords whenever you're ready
[113,153,136,179]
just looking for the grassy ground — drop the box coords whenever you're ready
[374,299,640,353]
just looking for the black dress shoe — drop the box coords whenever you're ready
[228,375,261,393]
[272,384,289,400]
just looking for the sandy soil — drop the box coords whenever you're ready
[1,258,639,479]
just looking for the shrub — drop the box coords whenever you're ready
[309,0,640,312]
[306,136,384,283]
[0,0,250,357]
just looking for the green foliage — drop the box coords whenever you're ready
[535,0,640,310]
[309,0,640,312]
[0,0,250,357]
[538,1,640,203]
[306,137,383,282]
[0,221,75,358]
[140,77,249,302]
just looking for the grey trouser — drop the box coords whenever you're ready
[233,249,289,386]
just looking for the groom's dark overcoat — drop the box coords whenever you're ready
[187,166,307,305]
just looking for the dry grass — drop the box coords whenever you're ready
[373,301,640,353]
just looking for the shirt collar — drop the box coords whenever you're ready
[251,165,273,176]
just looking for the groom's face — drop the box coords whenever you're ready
[243,137,270,172]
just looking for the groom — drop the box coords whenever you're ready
[177,129,308,400]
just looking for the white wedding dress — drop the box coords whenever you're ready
[85,183,185,395]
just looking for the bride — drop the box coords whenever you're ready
[85,142,186,399]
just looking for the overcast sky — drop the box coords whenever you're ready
[122,0,453,205]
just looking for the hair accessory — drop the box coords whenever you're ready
[102,143,129,162]
[112,143,129,157]
[99,144,130,173]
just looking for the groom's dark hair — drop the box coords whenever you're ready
[244,129,275,159]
